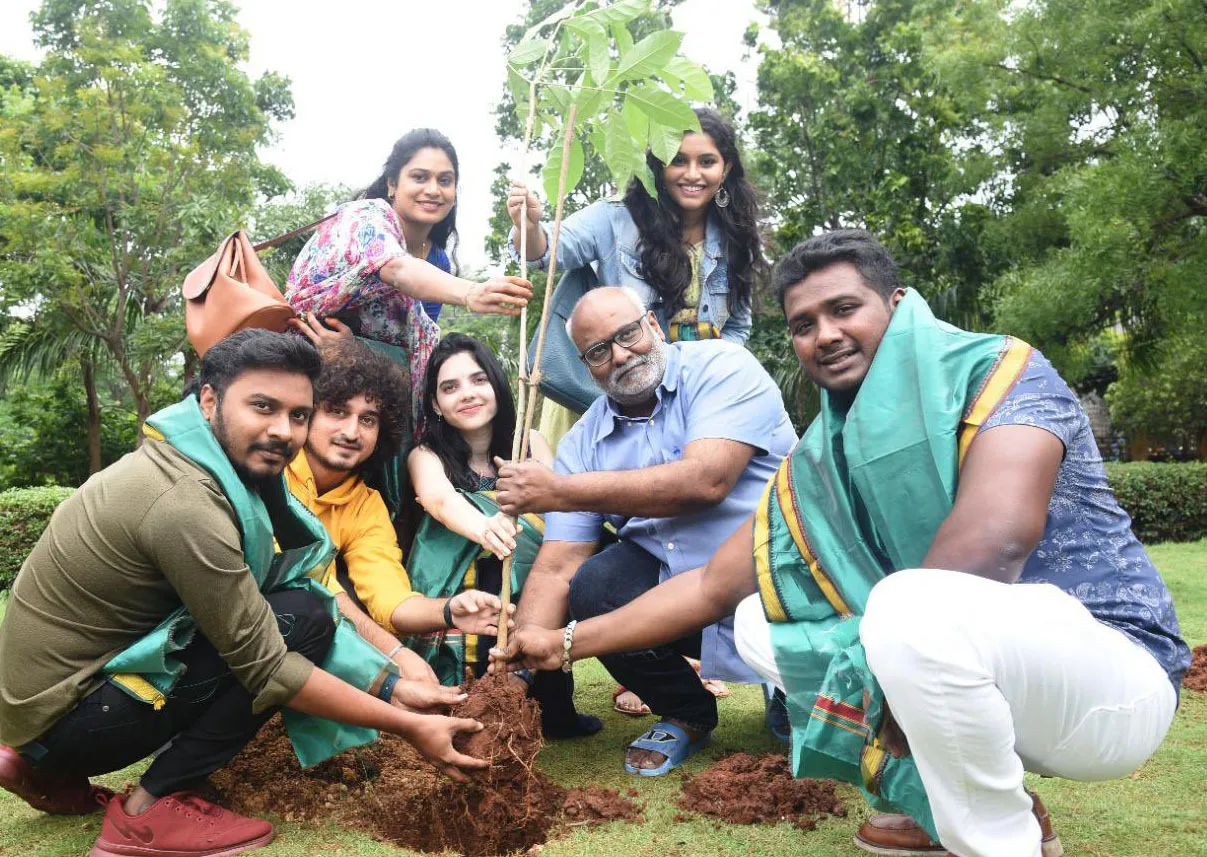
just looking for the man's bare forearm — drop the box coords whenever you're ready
[513,572,571,630]
[335,592,399,654]
[555,462,723,517]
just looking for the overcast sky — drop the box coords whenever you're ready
[0,0,768,272]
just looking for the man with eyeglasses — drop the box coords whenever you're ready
[494,286,795,776]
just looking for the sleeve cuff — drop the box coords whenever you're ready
[506,227,551,271]
[251,651,315,713]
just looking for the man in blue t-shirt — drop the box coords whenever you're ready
[493,233,1190,857]
[494,286,796,777]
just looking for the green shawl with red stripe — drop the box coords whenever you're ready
[754,290,1031,837]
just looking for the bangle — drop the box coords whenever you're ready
[386,643,405,660]
[442,599,455,629]
[561,620,577,673]
[377,673,399,703]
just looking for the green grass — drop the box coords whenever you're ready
[2,542,1205,857]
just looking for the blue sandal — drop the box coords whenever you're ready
[623,721,710,777]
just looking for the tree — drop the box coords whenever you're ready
[749,0,1001,328]
[0,0,294,436]
[922,0,1207,412]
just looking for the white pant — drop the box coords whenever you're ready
[734,569,1177,857]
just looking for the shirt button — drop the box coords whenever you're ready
[668,542,675,551]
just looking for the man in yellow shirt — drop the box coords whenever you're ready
[286,337,509,673]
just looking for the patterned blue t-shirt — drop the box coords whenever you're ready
[982,352,1191,690]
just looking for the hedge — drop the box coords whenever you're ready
[0,464,1204,593]
[0,486,75,591]
[1104,462,1207,545]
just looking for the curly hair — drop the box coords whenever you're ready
[621,107,764,318]
[312,339,410,475]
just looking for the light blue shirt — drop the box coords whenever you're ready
[546,341,796,682]
[507,200,752,343]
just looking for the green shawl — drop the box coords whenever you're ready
[755,290,1032,839]
[103,396,394,768]
[405,491,543,685]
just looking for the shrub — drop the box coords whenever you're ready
[1105,462,1207,545]
[0,486,75,591]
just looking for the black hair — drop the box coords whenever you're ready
[199,329,321,401]
[772,229,902,309]
[312,339,410,474]
[358,128,461,274]
[418,333,516,492]
[621,107,763,318]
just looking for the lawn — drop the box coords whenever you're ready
[1,541,1205,857]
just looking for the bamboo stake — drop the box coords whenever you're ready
[495,79,540,652]
[497,103,579,651]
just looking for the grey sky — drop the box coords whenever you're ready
[0,0,767,271]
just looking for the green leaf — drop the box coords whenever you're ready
[612,30,683,82]
[602,111,639,188]
[622,96,649,151]
[666,56,713,100]
[646,118,682,165]
[507,66,531,108]
[637,163,658,197]
[624,84,700,134]
[509,38,548,66]
[611,21,634,55]
[593,0,650,26]
[523,3,578,41]
[566,17,610,86]
[543,136,585,204]
[573,84,607,122]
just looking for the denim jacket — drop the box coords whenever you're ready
[507,199,752,343]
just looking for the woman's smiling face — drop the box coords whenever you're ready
[389,146,457,232]
[433,350,498,433]
[662,131,728,214]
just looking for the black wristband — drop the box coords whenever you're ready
[443,599,455,629]
[377,673,399,703]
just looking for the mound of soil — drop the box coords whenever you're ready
[675,752,846,831]
[211,674,639,856]
[562,786,644,825]
[1184,644,1207,694]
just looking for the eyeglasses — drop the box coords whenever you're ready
[579,316,648,367]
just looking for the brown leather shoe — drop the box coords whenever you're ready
[0,744,112,815]
[853,790,1063,857]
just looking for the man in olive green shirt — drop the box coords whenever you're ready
[0,330,485,857]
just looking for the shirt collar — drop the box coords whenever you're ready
[592,343,683,444]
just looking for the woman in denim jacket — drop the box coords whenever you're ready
[507,108,762,345]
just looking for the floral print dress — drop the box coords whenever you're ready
[285,198,439,429]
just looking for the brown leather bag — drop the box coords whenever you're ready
[182,215,335,356]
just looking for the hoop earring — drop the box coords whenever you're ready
[714,184,731,209]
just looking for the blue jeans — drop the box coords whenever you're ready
[567,539,717,732]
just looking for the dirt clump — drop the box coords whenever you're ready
[211,674,638,856]
[1185,645,1207,694]
[675,751,846,831]
[562,786,644,825]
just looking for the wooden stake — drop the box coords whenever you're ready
[497,103,579,651]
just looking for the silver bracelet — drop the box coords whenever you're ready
[561,620,577,673]
[386,643,405,660]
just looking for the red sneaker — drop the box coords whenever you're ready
[90,792,274,857]
[0,744,112,814]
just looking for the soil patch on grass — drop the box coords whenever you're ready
[675,751,846,831]
[211,674,640,855]
[1185,644,1207,694]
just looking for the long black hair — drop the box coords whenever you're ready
[621,107,762,318]
[418,333,516,492]
[359,128,461,273]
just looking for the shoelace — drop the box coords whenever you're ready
[170,792,223,817]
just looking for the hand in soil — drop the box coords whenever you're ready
[448,589,516,637]
[402,714,488,783]
[626,720,709,772]
[488,625,563,673]
[392,680,468,714]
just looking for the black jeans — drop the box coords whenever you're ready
[26,589,334,796]
[567,539,717,732]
